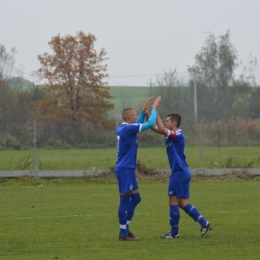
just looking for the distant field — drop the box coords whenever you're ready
[0,178,259,259]
[108,86,150,114]
[16,84,151,115]
[0,146,260,170]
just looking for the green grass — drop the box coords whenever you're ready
[0,146,260,170]
[0,178,259,259]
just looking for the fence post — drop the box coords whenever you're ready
[199,119,203,168]
[33,121,37,170]
[193,72,198,124]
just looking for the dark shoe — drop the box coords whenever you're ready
[119,235,140,241]
[201,222,212,238]
[128,231,137,238]
[161,231,179,239]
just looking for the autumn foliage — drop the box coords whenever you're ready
[34,31,114,127]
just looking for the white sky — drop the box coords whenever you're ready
[1,0,260,86]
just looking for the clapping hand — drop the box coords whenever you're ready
[152,96,161,109]
[143,96,153,115]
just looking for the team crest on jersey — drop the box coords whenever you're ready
[166,141,172,148]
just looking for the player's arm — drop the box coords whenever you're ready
[140,96,161,132]
[136,110,145,124]
[143,105,163,134]
[151,124,165,135]
[143,106,164,134]
[136,96,153,123]
[156,112,169,136]
[150,114,167,135]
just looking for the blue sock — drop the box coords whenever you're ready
[183,203,207,227]
[170,205,180,236]
[118,195,131,237]
[126,193,141,232]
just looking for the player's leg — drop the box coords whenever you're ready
[116,168,140,241]
[161,195,180,238]
[179,198,207,225]
[126,189,141,233]
[178,169,212,237]
[126,171,141,231]
[118,193,131,238]
[161,174,180,238]
[169,196,181,236]
[179,198,212,237]
[126,170,141,238]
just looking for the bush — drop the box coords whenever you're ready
[1,134,22,150]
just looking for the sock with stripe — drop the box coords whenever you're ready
[126,193,141,232]
[170,205,180,236]
[183,203,207,228]
[118,195,131,237]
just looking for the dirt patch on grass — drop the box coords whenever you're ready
[1,170,259,185]
[191,172,260,181]
[136,168,260,181]
[98,168,260,182]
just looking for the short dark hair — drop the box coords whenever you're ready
[167,113,181,127]
[122,107,135,121]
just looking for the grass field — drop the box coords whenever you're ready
[0,146,260,170]
[18,84,150,115]
[0,177,259,259]
[108,86,150,114]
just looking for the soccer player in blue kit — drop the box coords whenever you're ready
[116,96,161,241]
[152,112,212,238]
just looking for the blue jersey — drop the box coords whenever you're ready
[165,129,189,172]
[116,123,141,169]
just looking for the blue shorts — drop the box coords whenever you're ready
[168,169,191,198]
[115,167,139,193]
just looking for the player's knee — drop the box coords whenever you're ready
[178,201,186,209]
[132,193,141,206]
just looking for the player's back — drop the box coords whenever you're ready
[116,123,141,169]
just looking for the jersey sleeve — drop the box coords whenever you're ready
[140,109,157,132]
[136,110,145,123]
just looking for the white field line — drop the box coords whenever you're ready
[7,210,260,220]
[9,212,156,220]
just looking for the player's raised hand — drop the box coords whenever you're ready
[143,96,153,114]
[152,96,161,109]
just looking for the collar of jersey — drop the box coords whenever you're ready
[167,129,182,138]
[170,129,182,132]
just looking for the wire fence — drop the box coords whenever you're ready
[0,118,260,170]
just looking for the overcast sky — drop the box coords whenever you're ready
[1,0,260,86]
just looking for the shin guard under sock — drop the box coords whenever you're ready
[183,203,207,227]
[126,193,141,232]
[118,195,131,237]
[170,205,180,236]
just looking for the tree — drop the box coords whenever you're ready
[34,31,114,126]
[150,69,192,118]
[239,53,259,87]
[0,45,17,132]
[189,31,238,89]
[187,31,240,121]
